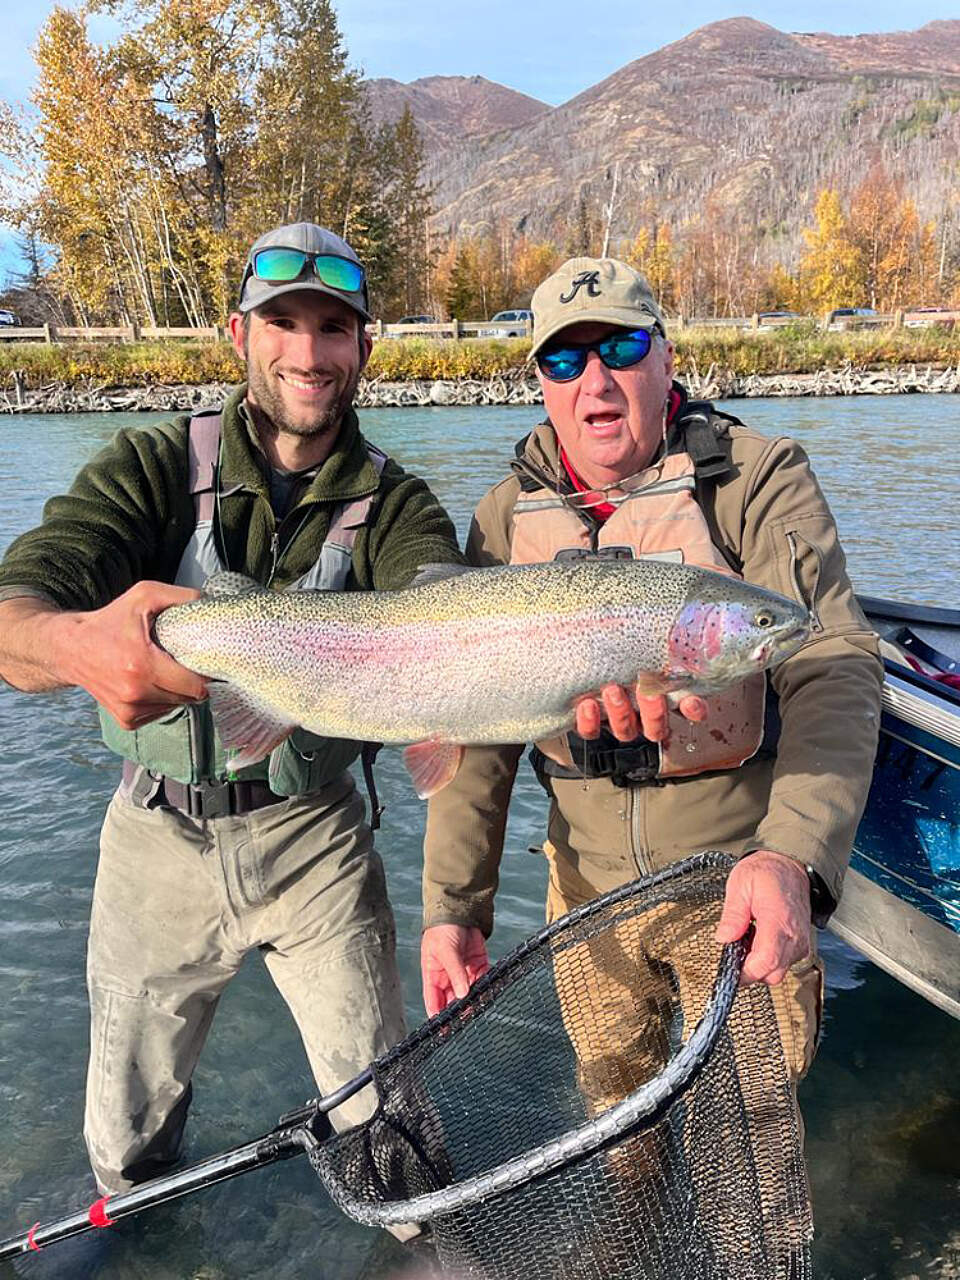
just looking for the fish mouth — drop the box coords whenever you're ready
[750,621,808,667]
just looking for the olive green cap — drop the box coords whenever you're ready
[530,257,666,356]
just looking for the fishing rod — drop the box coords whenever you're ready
[0,1069,371,1259]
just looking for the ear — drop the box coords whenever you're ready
[359,326,374,372]
[661,338,676,380]
[227,312,246,362]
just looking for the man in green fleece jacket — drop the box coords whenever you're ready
[0,222,464,1205]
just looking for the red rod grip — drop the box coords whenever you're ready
[88,1197,115,1229]
[27,1222,41,1251]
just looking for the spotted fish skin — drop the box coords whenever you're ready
[153,560,809,757]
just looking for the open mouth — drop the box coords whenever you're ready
[584,412,623,434]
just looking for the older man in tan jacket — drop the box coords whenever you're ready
[420,256,883,1091]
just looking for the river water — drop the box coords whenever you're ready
[0,396,957,1280]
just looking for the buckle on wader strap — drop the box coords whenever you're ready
[120,762,280,819]
[529,734,662,791]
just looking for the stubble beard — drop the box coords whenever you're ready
[246,360,360,443]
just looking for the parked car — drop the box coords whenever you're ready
[903,307,957,330]
[827,306,877,330]
[753,311,803,329]
[383,314,442,338]
[479,309,533,338]
[0,309,21,326]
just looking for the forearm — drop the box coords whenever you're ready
[749,632,882,904]
[0,597,79,692]
[423,743,523,936]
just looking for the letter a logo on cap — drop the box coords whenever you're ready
[560,271,601,304]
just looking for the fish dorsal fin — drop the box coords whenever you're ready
[204,571,265,597]
[208,681,296,769]
[402,740,464,798]
[410,563,473,587]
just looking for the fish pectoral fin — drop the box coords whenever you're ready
[403,740,464,799]
[208,681,296,769]
[410,563,473,587]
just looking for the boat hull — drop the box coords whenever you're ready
[828,599,960,1018]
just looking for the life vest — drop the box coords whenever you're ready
[99,409,387,792]
[509,414,766,783]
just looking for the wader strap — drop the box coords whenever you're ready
[323,445,388,551]
[187,410,223,523]
[675,408,732,480]
[530,733,661,791]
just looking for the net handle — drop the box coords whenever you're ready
[311,855,746,1226]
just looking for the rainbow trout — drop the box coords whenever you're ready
[153,560,810,796]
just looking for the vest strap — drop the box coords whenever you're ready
[674,406,732,480]
[187,410,223,524]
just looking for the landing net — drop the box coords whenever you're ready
[308,852,813,1279]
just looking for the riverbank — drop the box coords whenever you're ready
[2,361,959,413]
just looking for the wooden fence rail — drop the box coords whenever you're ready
[0,312,957,344]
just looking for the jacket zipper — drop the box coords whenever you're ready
[628,787,654,876]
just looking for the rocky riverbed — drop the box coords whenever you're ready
[2,362,960,413]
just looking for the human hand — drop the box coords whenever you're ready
[421,924,490,1017]
[714,850,812,985]
[575,687,707,743]
[48,581,208,728]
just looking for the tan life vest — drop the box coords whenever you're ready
[509,451,766,779]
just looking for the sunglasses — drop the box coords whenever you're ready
[242,248,366,296]
[537,327,656,382]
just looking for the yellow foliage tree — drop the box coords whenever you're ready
[796,189,864,314]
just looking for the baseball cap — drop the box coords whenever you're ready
[530,257,666,357]
[237,222,371,320]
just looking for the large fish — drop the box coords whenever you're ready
[153,560,810,796]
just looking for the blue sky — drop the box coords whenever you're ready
[2,0,959,283]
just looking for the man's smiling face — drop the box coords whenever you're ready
[230,290,371,445]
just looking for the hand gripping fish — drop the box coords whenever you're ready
[153,560,810,797]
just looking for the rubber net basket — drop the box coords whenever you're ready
[308,852,813,1279]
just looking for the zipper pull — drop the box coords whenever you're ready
[269,531,280,585]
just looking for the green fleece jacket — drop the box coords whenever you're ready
[0,386,464,605]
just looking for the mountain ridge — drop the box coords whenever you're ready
[364,18,960,251]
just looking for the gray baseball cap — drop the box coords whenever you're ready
[237,222,371,321]
[530,257,666,356]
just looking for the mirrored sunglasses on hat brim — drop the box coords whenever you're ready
[241,248,366,298]
[536,327,659,382]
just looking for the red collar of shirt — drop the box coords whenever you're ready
[560,388,683,524]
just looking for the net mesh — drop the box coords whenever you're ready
[309,853,813,1279]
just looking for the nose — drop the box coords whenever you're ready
[287,326,329,371]
[579,349,615,395]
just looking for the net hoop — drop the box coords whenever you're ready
[309,851,745,1227]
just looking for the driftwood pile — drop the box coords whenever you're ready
[2,364,960,414]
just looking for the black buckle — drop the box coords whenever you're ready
[185,779,233,820]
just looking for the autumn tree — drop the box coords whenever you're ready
[847,165,936,309]
[374,106,434,318]
[795,189,863,313]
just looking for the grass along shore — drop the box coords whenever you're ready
[2,324,960,391]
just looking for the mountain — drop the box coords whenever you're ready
[365,19,960,248]
[364,75,548,150]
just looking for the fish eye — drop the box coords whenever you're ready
[754,610,775,629]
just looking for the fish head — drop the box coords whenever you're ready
[664,584,810,692]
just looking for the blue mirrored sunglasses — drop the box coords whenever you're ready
[245,247,366,295]
[537,327,655,382]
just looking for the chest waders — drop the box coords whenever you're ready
[99,408,388,818]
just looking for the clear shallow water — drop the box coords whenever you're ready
[0,397,957,1279]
